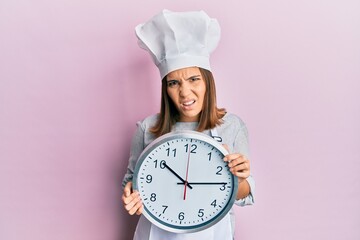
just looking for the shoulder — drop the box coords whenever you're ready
[219,112,249,138]
[216,112,249,153]
[222,112,247,129]
[136,113,159,131]
[135,114,160,147]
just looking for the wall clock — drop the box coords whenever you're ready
[133,130,238,233]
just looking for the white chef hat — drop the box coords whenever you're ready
[135,9,221,79]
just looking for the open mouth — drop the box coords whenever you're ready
[181,100,195,107]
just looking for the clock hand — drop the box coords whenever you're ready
[177,182,228,185]
[163,163,193,189]
[183,147,191,200]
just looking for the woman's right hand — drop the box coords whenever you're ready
[122,181,143,215]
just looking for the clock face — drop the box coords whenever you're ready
[133,131,238,233]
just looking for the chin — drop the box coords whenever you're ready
[181,112,201,122]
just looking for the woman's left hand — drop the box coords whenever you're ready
[223,146,250,183]
[223,145,251,199]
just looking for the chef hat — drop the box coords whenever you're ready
[135,9,221,79]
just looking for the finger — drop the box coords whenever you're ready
[136,204,144,215]
[125,194,141,212]
[224,153,245,162]
[129,199,143,215]
[124,182,133,197]
[229,158,250,177]
[231,163,249,173]
[230,158,249,168]
[230,162,250,173]
[226,156,247,166]
[123,191,140,205]
[228,158,247,168]
[232,170,250,179]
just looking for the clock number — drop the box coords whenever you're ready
[184,143,197,153]
[146,174,152,183]
[160,160,166,169]
[198,209,204,217]
[178,212,185,220]
[216,166,223,175]
[166,148,177,157]
[207,152,212,161]
[211,199,217,208]
[162,205,168,214]
[150,193,157,202]
[154,160,166,169]
[220,183,226,191]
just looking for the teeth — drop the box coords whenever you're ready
[182,100,195,106]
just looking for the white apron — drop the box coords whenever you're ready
[133,213,233,240]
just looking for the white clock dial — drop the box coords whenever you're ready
[133,131,238,233]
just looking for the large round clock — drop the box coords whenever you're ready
[132,130,238,233]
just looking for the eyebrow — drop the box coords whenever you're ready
[186,75,201,80]
[167,75,201,82]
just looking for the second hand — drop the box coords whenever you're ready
[183,145,191,200]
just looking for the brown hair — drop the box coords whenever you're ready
[150,68,226,137]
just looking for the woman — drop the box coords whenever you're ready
[122,9,255,240]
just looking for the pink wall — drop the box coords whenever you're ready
[1,1,359,240]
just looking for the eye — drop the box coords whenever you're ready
[167,80,179,87]
[189,77,201,82]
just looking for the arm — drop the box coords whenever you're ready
[122,122,146,215]
[224,118,255,205]
[237,179,251,200]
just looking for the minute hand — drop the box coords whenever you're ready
[177,182,227,185]
[163,163,193,189]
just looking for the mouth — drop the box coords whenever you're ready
[181,100,196,107]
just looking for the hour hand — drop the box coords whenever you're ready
[163,163,193,189]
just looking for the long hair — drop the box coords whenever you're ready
[150,68,226,137]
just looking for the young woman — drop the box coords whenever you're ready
[122,10,255,240]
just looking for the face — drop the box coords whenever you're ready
[166,67,206,122]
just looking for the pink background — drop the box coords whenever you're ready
[1,1,359,240]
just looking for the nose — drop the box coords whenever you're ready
[179,82,191,97]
